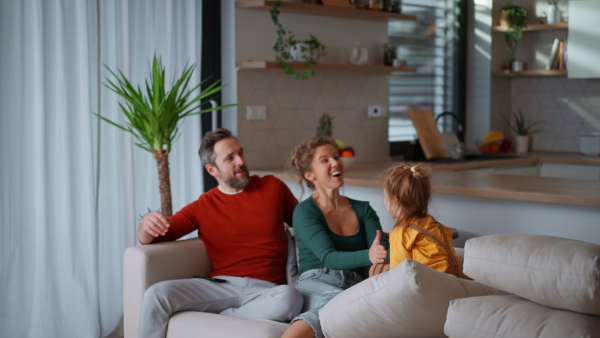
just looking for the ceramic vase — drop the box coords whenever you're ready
[512,60,523,72]
[290,43,310,62]
[515,135,530,154]
[547,5,560,24]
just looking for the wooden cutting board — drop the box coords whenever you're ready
[408,109,449,159]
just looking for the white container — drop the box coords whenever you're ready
[547,4,561,24]
[579,132,600,156]
[515,135,530,154]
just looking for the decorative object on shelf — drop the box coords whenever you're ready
[383,43,396,66]
[348,43,369,65]
[499,4,527,72]
[321,0,355,8]
[95,55,235,216]
[546,38,566,70]
[546,0,561,24]
[270,0,326,79]
[502,109,544,154]
[393,59,406,67]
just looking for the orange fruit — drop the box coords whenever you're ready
[341,150,354,158]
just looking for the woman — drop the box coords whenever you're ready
[283,136,390,338]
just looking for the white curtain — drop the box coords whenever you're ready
[0,0,203,337]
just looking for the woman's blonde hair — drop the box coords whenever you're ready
[290,136,338,196]
[382,163,431,228]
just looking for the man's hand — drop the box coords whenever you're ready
[138,211,170,244]
[369,230,388,264]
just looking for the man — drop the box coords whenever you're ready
[137,128,302,338]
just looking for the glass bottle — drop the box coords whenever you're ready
[383,43,395,66]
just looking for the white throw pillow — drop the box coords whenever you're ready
[463,234,600,315]
[319,259,508,338]
[445,295,600,338]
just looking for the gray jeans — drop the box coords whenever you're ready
[138,276,303,338]
[293,268,363,338]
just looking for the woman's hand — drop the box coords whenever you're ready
[369,230,388,264]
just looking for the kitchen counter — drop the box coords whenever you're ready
[252,152,600,207]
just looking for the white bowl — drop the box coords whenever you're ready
[341,157,355,169]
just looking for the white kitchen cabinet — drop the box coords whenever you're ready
[540,163,600,180]
[567,0,600,79]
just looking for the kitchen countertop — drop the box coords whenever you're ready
[251,152,600,207]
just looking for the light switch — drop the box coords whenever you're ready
[246,106,267,120]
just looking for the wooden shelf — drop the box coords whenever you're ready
[492,69,567,77]
[492,22,568,32]
[235,0,417,22]
[237,61,418,73]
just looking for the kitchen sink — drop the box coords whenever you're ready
[426,154,521,163]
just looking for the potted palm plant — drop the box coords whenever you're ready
[270,0,326,79]
[499,4,527,72]
[96,55,236,216]
[503,109,544,153]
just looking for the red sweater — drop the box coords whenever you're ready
[151,175,298,284]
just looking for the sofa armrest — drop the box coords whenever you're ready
[124,238,211,338]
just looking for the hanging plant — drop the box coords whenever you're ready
[499,4,527,61]
[95,54,236,216]
[270,0,326,79]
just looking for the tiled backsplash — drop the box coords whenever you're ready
[498,0,600,153]
[511,77,600,153]
[237,69,390,169]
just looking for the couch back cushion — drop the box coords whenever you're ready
[319,259,508,338]
[463,234,600,315]
[445,295,600,338]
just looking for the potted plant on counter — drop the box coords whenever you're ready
[270,0,326,79]
[503,109,544,153]
[499,4,527,72]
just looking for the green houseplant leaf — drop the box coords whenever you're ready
[95,54,237,216]
[499,4,527,61]
[270,0,326,79]
[502,109,544,136]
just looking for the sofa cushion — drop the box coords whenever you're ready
[444,295,600,338]
[463,234,600,315]
[319,259,508,338]
[166,311,289,338]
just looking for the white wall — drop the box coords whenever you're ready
[233,6,392,169]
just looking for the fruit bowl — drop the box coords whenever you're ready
[340,157,355,169]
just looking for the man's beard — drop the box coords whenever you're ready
[222,166,250,190]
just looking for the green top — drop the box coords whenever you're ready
[293,196,390,276]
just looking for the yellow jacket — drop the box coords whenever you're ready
[389,215,459,273]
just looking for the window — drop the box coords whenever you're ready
[388,0,466,157]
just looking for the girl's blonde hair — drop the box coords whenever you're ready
[382,163,432,228]
[290,136,338,197]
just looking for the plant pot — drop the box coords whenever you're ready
[511,60,523,72]
[547,4,560,24]
[499,10,510,26]
[290,43,312,62]
[515,135,530,154]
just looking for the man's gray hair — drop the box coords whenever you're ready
[198,128,236,166]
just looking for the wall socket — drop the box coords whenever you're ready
[368,105,384,118]
[246,106,267,120]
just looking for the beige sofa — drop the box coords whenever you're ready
[124,234,600,338]
[123,238,291,338]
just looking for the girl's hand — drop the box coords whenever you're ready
[369,230,388,264]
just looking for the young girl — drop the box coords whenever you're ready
[381,163,463,277]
